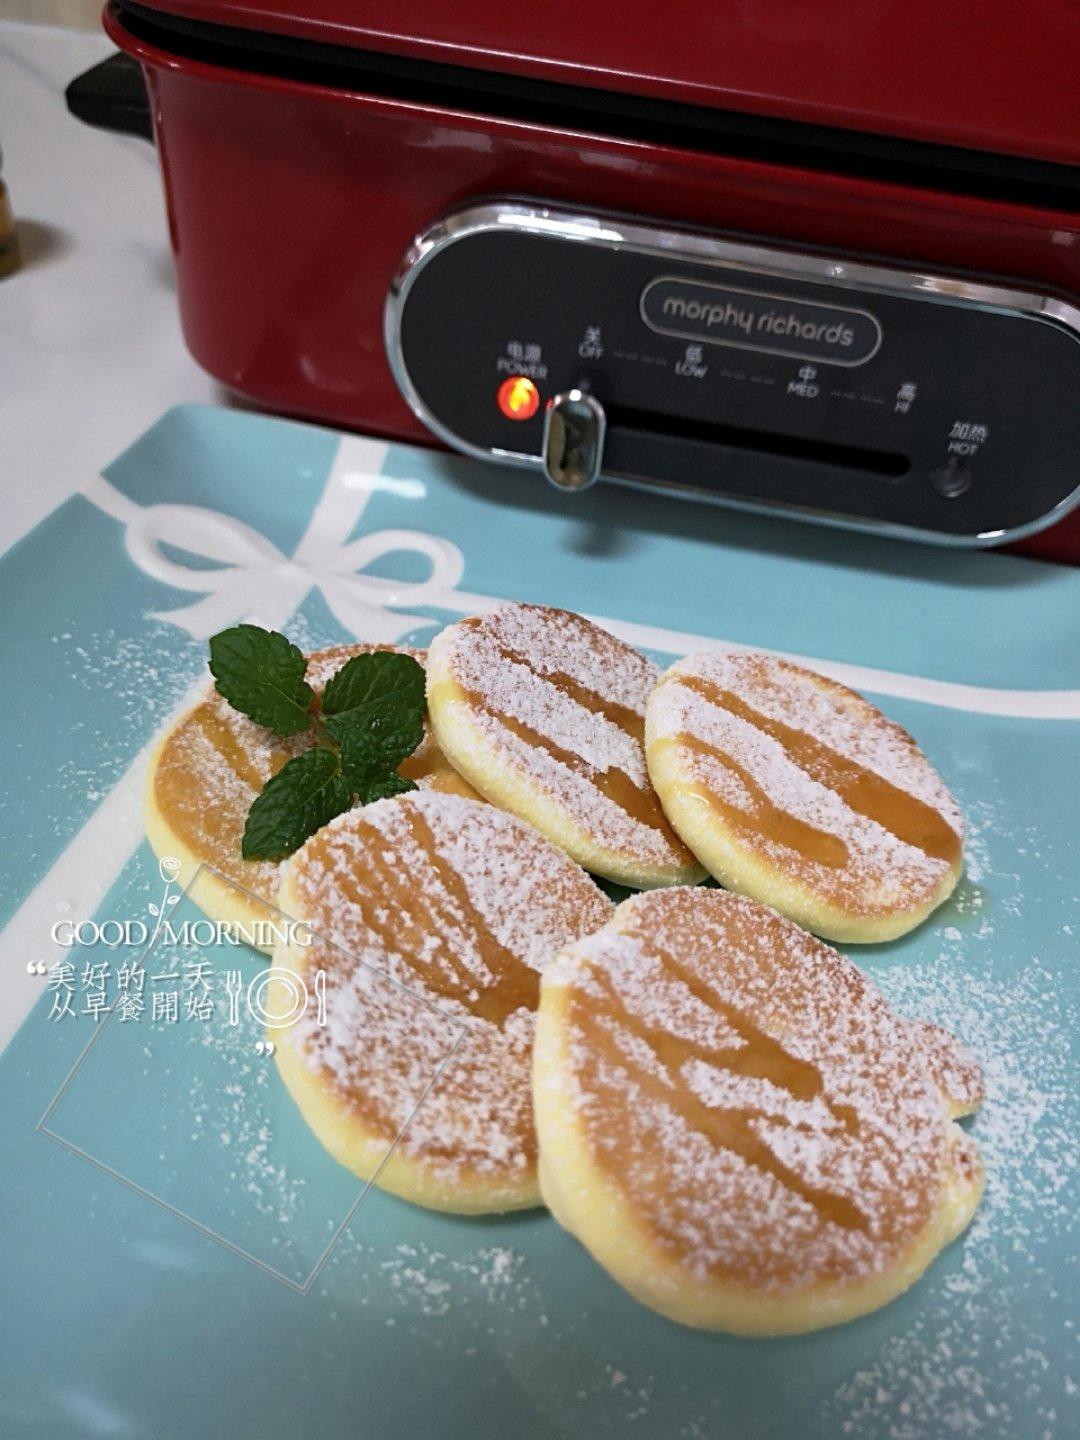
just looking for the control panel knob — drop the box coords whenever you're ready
[931,455,973,498]
[542,389,606,492]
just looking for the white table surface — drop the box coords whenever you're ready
[0,19,219,555]
[0,19,220,1047]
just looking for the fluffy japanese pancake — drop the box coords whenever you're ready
[425,605,703,888]
[645,651,964,942]
[271,791,613,1213]
[144,644,480,952]
[533,888,984,1334]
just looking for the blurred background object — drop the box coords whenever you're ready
[0,5,216,551]
[0,143,20,278]
[0,1,102,27]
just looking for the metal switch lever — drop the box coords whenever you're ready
[542,389,606,492]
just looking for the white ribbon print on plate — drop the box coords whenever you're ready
[83,433,1080,721]
[82,437,465,644]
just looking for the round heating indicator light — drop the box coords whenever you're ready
[496,375,541,421]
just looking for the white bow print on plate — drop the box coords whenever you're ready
[82,432,1080,720]
[82,436,465,643]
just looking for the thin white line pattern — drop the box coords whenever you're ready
[36,863,467,1293]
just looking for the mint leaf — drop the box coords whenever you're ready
[242,749,352,859]
[355,772,417,806]
[219,638,428,860]
[338,720,420,799]
[337,704,425,776]
[321,651,425,756]
[209,625,314,737]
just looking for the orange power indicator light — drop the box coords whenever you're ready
[496,374,541,421]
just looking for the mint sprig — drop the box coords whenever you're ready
[322,650,426,762]
[209,625,313,736]
[208,626,426,860]
[241,749,353,860]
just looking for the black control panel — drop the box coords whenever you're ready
[388,203,1080,543]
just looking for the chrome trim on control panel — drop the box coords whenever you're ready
[384,199,1080,548]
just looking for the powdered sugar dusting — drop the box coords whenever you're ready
[647,651,962,918]
[283,792,612,1198]
[548,888,975,1291]
[435,604,692,867]
[907,1019,985,1117]
[817,946,1077,1439]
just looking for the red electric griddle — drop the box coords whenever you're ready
[70,0,1080,561]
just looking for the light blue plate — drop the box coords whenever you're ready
[1,405,1077,1440]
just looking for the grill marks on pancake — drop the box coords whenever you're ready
[488,636,647,743]
[152,702,291,884]
[666,670,961,868]
[183,704,269,794]
[576,957,868,1233]
[454,616,677,840]
[647,939,861,1136]
[287,793,614,1189]
[328,810,539,1027]
[652,730,849,868]
[550,890,967,1283]
[402,806,541,1023]
[459,681,674,836]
